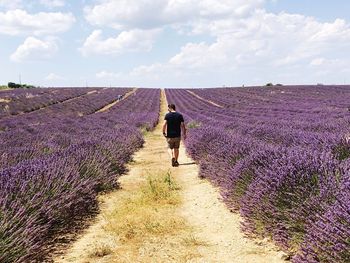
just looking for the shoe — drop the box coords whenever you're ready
[174,161,179,167]
[171,158,175,167]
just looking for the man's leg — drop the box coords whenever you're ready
[174,148,179,161]
[173,138,181,165]
[166,138,174,159]
[169,148,176,166]
[168,148,175,159]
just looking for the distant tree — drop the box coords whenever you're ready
[265,83,274,86]
[8,82,35,89]
[8,82,20,88]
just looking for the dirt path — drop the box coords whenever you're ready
[96,88,137,113]
[186,90,224,108]
[54,90,284,263]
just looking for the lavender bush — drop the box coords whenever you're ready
[166,86,350,262]
[0,88,95,118]
[0,88,160,262]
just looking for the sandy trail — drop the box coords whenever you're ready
[186,90,224,108]
[96,88,137,113]
[54,90,284,263]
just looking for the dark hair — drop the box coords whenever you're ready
[168,104,176,110]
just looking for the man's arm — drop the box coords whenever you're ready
[181,122,186,140]
[162,120,167,137]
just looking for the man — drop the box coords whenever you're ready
[162,104,186,167]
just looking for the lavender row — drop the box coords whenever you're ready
[0,88,96,118]
[174,88,349,149]
[105,89,160,131]
[0,88,131,132]
[0,88,132,169]
[166,86,350,262]
[0,88,160,263]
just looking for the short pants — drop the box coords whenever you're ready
[166,137,181,149]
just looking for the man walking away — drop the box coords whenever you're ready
[162,104,186,167]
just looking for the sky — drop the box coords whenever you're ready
[0,0,350,88]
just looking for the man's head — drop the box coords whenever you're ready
[168,104,176,112]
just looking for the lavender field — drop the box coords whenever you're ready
[1,85,349,262]
[0,88,160,262]
[166,86,350,262]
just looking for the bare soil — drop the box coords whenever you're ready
[96,88,138,113]
[186,90,224,108]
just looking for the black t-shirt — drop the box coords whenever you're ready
[165,112,184,138]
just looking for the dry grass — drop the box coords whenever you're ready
[88,240,114,258]
[81,170,203,262]
[102,171,183,244]
[182,234,210,247]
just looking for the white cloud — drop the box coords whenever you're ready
[45,73,63,80]
[96,71,121,79]
[0,9,75,36]
[104,9,350,87]
[159,11,350,69]
[310,58,346,69]
[82,0,350,75]
[169,42,228,69]
[80,29,160,56]
[84,0,264,29]
[310,58,327,66]
[40,0,65,8]
[1,1,349,87]
[10,37,59,62]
